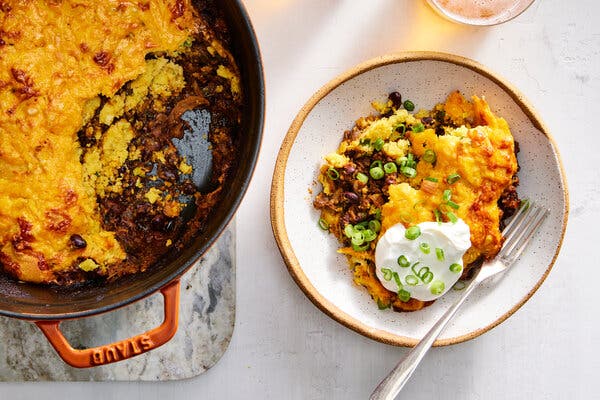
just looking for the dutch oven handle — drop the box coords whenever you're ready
[35,279,180,368]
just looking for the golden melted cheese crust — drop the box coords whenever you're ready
[0,1,196,283]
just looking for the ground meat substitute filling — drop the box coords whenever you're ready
[0,1,242,285]
[314,91,520,312]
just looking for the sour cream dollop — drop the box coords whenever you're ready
[375,220,471,301]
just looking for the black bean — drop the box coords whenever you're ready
[343,192,359,203]
[388,92,402,109]
[69,234,87,249]
[343,164,356,175]
[421,116,434,126]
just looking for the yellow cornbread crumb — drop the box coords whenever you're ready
[145,187,163,204]
[217,65,241,96]
[78,259,99,272]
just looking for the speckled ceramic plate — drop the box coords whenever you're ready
[270,52,568,346]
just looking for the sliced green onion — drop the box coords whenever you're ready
[381,268,393,281]
[412,123,424,133]
[318,218,329,230]
[344,224,354,238]
[355,221,369,229]
[422,271,434,284]
[447,173,461,184]
[359,138,371,146]
[422,149,436,163]
[377,299,390,310]
[392,272,402,288]
[430,280,445,295]
[425,176,439,182]
[374,208,382,221]
[407,153,414,162]
[356,172,369,184]
[363,229,377,242]
[327,167,339,180]
[383,162,397,174]
[520,198,531,211]
[395,124,406,135]
[449,263,463,273]
[453,281,466,291]
[419,242,431,254]
[401,166,417,178]
[405,275,419,286]
[397,255,410,268]
[368,220,381,233]
[405,226,421,240]
[397,289,411,302]
[370,166,385,180]
[447,200,460,210]
[403,100,415,111]
[373,138,385,151]
[411,261,421,277]
[442,189,452,202]
[417,266,430,279]
[352,242,369,252]
[447,211,458,224]
[351,231,365,246]
[370,160,383,169]
[434,209,442,225]
[436,248,445,261]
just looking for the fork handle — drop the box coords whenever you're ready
[370,276,481,400]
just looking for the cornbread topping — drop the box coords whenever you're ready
[0,1,242,284]
[314,91,520,311]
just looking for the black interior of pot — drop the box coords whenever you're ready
[0,0,264,320]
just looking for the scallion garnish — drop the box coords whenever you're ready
[395,124,406,136]
[403,100,415,111]
[447,211,458,224]
[398,289,411,302]
[356,172,369,184]
[318,218,329,231]
[425,177,439,182]
[392,272,402,288]
[352,242,369,252]
[370,166,385,180]
[397,255,410,268]
[383,162,397,174]
[422,149,436,163]
[434,209,442,225]
[419,242,431,254]
[405,275,418,286]
[381,268,393,281]
[417,266,430,279]
[374,208,382,221]
[344,224,354,238]
[368,220,381,233]
[351,231,365,246]
[447,200,460,210]
[449,263,463,273]
[436,248,445,261]
[363,229,377,242]
[442,189,452,202]
[405,226,421,240]
[422,271,434,284]
[373,138,385,151]
[401,166,417,178]
[412,123,425,133]
[327,167,339,180]
[430,280,445,295]
[370,160,383,169]
[447,173,461,184]
[377,299,390,309]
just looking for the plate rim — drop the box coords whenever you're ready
[270,51,569,347]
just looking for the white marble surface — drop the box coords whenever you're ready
[3,0,599,398]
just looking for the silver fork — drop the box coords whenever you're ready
[370,201,549,400]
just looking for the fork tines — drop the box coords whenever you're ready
[499,201,550,265]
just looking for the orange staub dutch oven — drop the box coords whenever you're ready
[0,0,263,368]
